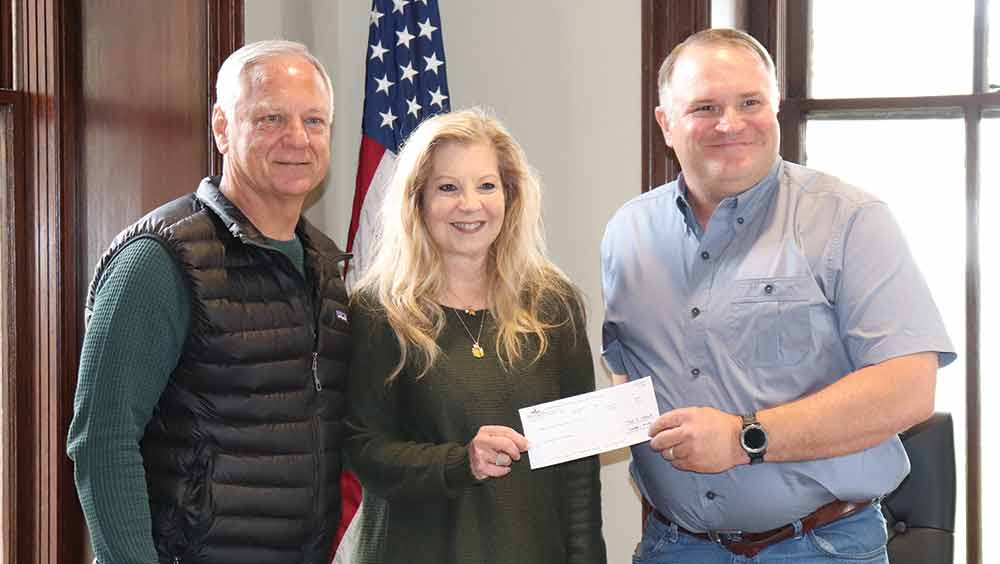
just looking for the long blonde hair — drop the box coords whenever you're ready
[352,107,581,381]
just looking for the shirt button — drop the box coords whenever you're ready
[700,251,710,260]
[737,217,745,224]
[705,491,717,500]
[691,368,701,376]
[691,307,701,318]
[764,284,774,294]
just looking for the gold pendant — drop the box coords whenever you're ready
[471,342,485,358]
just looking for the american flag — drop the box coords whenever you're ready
[346,0,451,287]
[333,0,450,561]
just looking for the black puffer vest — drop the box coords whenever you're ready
[85,178,351,564]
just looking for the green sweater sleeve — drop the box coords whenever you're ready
[344,301,478,501]
[67,237,190,564]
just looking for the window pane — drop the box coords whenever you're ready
[810,1,974,98]
[981,115,1000,564]
[805,118,966,564]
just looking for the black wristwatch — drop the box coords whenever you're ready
[740,413,768,465]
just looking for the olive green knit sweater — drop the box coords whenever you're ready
[345,298,607,564]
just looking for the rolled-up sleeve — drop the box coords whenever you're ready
[601,322,627,375]
[600,224,628,375]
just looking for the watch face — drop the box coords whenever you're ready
[742,425,767,452]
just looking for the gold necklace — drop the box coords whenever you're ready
[450,307,487,358]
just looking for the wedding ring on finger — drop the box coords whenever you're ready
[495,453,512,467]
[666,446,675,460]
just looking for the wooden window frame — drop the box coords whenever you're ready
[641,2,997,563]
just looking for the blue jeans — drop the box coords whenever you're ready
[633,502,889,563]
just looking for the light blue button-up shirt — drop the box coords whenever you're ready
[601,159,955,532]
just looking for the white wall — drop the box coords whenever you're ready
[246,2,642,561]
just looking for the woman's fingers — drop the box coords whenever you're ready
[468,442,512,479]
[478,425,529,453]
[468,426,530,480]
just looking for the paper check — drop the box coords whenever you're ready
[518,377,659,469]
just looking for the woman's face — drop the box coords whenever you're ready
[421,140,506,265]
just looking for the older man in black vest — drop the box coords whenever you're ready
[68,40,349,564]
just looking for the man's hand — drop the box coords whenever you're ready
[467,425,529,480]
[648,407,745,473]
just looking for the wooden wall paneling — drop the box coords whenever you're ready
[16,0,82,562]
[22,0,50,561]
[11,0,243,562]
[79,0,244,275]
[0,87,26,564]
[79,0,209,275]
[641,0,709,192]
[59,2,84,563]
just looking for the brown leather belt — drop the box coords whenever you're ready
[651,499,868,559]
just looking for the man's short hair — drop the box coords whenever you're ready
[215,40,335,121]
[657,28,778,110]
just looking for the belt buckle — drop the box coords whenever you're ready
[708,529,743,545]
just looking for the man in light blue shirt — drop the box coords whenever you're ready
[601,29,955,563]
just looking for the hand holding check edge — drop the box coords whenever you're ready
[649,406,748,473]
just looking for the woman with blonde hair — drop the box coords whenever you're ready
[345,107,606,564]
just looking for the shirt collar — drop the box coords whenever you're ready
[196,176,350,265]
[673,184,702,238]
[725,158,783,218]
[673,158,783,232]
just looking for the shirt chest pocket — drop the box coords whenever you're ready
[724,276,817,368]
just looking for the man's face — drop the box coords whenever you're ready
[656,44,779,200]
[213,55,332,202]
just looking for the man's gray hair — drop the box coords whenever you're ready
[215,40,334,120]
[657,28,779,111]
